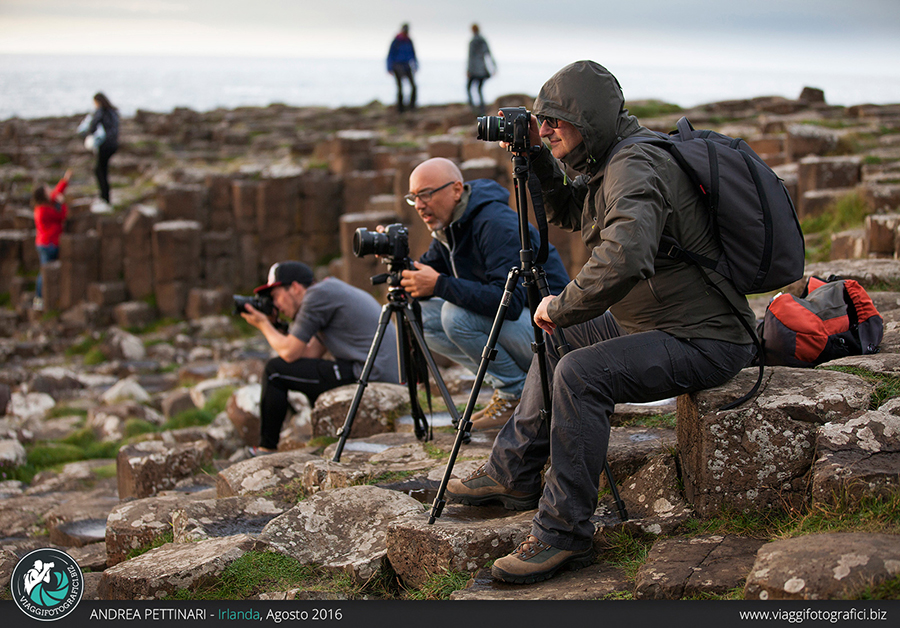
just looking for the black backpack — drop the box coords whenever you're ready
[611,117,805,294]
[611,117,806,408]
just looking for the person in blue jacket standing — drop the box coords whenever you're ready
[386,23,417,113]
[399,157,569,431]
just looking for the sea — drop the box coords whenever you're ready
[2,53,900,121]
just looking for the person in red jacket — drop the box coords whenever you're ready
[32,169,72,310]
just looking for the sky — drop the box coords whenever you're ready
[1,0,899,76]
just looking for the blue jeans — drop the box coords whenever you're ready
[36,244,59,299]
[418,297,533,399]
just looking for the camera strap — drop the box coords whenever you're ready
[526,170,550,265]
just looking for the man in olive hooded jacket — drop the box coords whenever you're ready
[447,61,756,584]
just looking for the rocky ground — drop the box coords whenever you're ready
[1,90,899,602]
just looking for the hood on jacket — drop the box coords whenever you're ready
[453,178,512,227]
[533,60,640,176]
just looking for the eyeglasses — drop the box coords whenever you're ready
[537,115,560,129]
[404,181,454,205]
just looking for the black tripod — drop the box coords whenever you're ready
[332,258,461,462]
[428,150,628,524]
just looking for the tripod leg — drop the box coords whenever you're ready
[428,267,520,523]
[404,304,461,427]
[332,303,393,462]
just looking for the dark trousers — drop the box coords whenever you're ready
[35,244,59,299]
[467,76,487,111]
[260,356,357,449]
[486,312,754,551]
[95,144,117,203]
[392,63,417,112]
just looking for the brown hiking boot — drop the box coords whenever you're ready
[446,464,540,510]
[491,534,594,584]
[470,391,518,431]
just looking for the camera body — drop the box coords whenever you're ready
[476,106,532,152]
[353,223,409,261]
[233,293,276,317]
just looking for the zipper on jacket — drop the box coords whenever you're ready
[447,226,460,278]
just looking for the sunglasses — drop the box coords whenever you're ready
[404,180,454,205]
[537,115,560,129]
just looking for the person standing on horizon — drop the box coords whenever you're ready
[77,92,119,205]
[386,23,418,113]
[466,23,495,114]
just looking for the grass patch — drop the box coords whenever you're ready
[617,412,676,430]
[366,470,416,485]
[65,334,101,356]
[83,347,107,365]
[800,189,870,236]
[853,573,900,600]
[45,406,88,420]
[202,387,234,415]
[126,532,174,560]
[305,436,338,450]
[162,408,215,430]
[597,528,655,581]
[626,100,683,120]
[423,442,450,460]
[404,569,470,600]
[123,418,159,438]
[171,551,328,600]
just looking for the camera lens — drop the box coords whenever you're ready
[353,228,391,258]
[476,115,502,142]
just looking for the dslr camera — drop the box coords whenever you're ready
[353,223,409,261]
[476,106,532,153]
[233,293,276,317]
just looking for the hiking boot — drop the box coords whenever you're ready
[491,535,594,584]
[446,464,539,510]
[470,391,518,431]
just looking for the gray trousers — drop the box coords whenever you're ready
[485,312,754,551]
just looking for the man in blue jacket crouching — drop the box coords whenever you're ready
[399,157,569,430]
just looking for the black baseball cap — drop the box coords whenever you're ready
[254,261,315,294]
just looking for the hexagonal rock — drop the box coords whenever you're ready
[386,506,535,589]
[190,377,240,409]
[744,533,900,600]
[44,488,119,547]
[619,453,693,536]
[812,410,900,505]
[602,427,676,489]
[634,535,766,599]
[0,438,26,470]
[98,534,259,600]
[260,485,422,584]
[215,450,320,499]
[226,384,261,446]
[172,495,293,542]
[106,494,206,566]
[8,391,55,421]
[117,439,213,499]
[0,547,19,588]
[67,542,109,572]
[452,563,630,600]
[100,377,151,404]
[102,328,146,361]
[310,383,409,439]
[790,259,900,296]
[0,493,66,537]
[89,402,165,442]
[26,459,117,495]
[677,367,874,516]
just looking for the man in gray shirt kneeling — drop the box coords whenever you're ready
[241,261,399,454]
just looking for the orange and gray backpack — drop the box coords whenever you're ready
[761,275,883,367]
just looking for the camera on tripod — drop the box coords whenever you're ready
[476,106,532,152]
[352,223,409,261]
